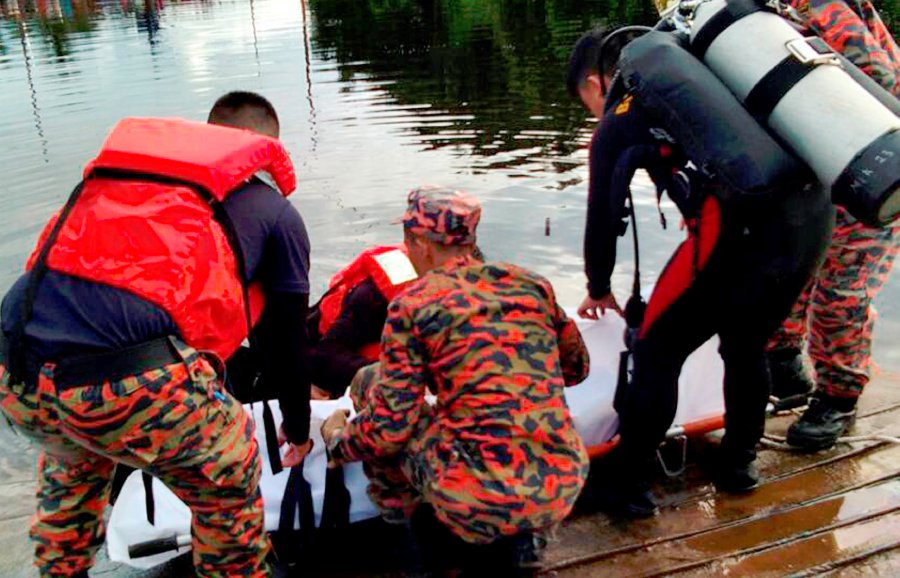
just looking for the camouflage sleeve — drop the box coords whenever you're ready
[333,298,427,463]
[550,287,590,386]
[793,0,900,94]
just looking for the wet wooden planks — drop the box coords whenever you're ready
[544,373,900,577]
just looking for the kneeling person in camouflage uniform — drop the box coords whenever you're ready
[321,186,591,572]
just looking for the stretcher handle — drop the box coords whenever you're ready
[128,534,191,559]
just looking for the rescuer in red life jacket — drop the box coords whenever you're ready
[0,92,312,578]
[301,243,486,401]
[305,245,418,399]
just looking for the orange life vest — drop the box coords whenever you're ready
[317,246,417,362]
[25,117,297,360]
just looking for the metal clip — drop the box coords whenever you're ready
[785,37,840,66]
[766,0,806,26]
[669,0,707,33]
[656,434,688,478]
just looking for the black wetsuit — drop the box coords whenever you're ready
[588,93,834,470]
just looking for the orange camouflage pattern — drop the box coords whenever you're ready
[789,0,900,95]
[770,208,899,397]
[334,255,590,544]
[400,185,481,246]
[770,0,900,398]
[0,340,269,577]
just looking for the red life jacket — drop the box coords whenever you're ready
[318,246,417,362]
[25,117,297,360]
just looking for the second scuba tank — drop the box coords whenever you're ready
[689,0,900,227]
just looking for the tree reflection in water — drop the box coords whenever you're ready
[308,0,658,162]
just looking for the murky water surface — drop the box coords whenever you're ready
[0,0,897,368]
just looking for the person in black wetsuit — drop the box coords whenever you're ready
[567,28,834,516]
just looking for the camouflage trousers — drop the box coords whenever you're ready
[348,364,570,545]
[769,209,900,398]
[0,339,269,578]
[349,363,430,525]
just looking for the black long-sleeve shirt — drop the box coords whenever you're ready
[585,94,677,298]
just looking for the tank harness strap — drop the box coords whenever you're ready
[608,145,651,413]
[319,465,351,530]
[200,181,287,475]
[745,38,836,123]
[691,0,763,61]
[278,464,316,535]
[142,472,155,525]
[833,129,900,225]
[8,180,86,383]
[262,400,284,476]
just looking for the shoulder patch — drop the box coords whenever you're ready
[614,94,633,115]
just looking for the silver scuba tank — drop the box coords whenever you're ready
[688,0,900,227]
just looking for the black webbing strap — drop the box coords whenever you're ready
[691,0,763,61]
[9,180,86,381]
[263,400,284,475]
[202,182,283,467]
[54,336,180,389]
[142,472,155,525]
[609,146,649,415]
[278,464,316,534]
[319,466,351,530]
[745,55,816,123]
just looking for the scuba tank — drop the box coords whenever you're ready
[687,0,900,227]
[616,30,810,204]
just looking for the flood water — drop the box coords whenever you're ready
[0,0,897,370]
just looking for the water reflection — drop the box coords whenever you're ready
[0,0,897,368]
[16,18,49,162]
[135,0,162,47]
[1,0,99,56]
[308,0,657,167]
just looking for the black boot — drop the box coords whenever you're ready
[495,532,545,571]
[587,448,659,518]
[714,459,759,493]
[786,393,857,452]
[767,348,815,406]
[457,533,546,577]
[394,522,430,577]
[712,436,760,493]
[409,505,460,576]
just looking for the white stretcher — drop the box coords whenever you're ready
[106,312,725,568]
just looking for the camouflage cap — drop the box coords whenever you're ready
[400,185,481,245]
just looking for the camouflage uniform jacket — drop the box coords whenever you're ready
[790,0,900,94]
[334,255,590,539]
